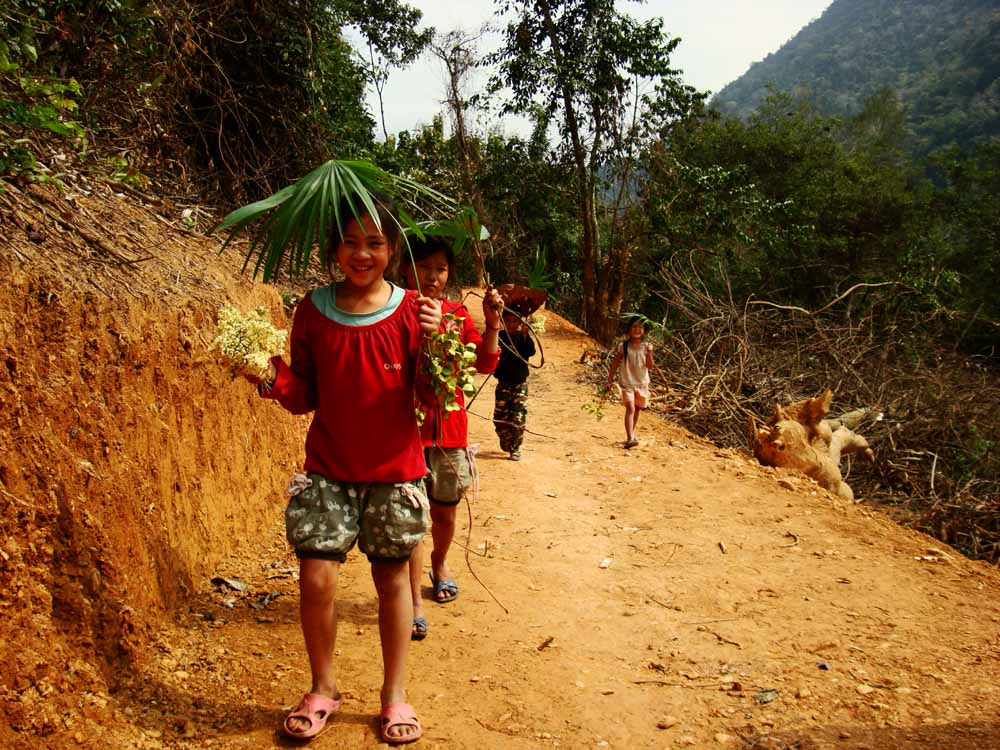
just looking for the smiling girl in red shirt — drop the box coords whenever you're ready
[255,196,440,744]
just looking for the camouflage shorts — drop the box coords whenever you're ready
[425,446,474,506]
[284,473,429,563]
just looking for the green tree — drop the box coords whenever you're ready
[474,119,581,307]
[429,27,496,286]
[348,0,433,141]
[487,0,702,341]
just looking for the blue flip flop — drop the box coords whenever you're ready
[429,572,459,604]
[411,616,428,641]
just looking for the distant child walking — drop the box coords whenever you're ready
[606,317,654,448]
[493,307,536,460]
[399,236,503,639]
[251,196,440,744]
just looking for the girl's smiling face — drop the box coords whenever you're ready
[628,321,646,339]
[336,214,391,289]
[402,249,450,299]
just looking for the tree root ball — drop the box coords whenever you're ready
[751,389,874,501]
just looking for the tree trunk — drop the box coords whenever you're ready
[538,0,601,330]
[435,34,490,287]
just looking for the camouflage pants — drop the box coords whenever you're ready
[494,381,528,453]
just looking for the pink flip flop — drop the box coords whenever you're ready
[379,702,422,744]
[282,692,343,740]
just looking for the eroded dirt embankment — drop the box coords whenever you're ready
[0,182,305,743]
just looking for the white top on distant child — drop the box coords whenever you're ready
[606,317,654,449]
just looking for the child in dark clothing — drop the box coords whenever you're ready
[493,308,536,460]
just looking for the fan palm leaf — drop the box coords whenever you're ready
[216,159,457,282]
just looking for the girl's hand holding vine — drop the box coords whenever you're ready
[415,295,443,334]
[482,286,504,331]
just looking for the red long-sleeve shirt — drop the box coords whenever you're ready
[263,287,427,483]
[418,299,499,448]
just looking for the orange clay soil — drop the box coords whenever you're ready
[1,181,999,750]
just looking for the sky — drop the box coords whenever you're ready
[350,0,834,139]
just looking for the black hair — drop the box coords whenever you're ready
[400,235,456,292]
[621,315,646,355]
[408,235,455,266]
[328,192,402,277]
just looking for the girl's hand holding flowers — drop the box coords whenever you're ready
[212,305,287,386]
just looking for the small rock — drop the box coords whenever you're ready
[839,730,852,739]
[657,716,678,729]
[715,732,734,744]
[856,684,875,695]
[796,687,812,699]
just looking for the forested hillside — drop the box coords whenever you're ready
[711,0,1000,157]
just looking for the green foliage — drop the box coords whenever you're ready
[407,205,490,257]
[0,0,431,199]
[105,154,149,188]
[645,91,923,312]
[474,128,580,299]
[526,248,555,294]
[423,313,478,414]
[0,37,85,182]
[951,425,999,485]
[0,2,87,184]
[1,77,83,137]
[919,141,1000,351]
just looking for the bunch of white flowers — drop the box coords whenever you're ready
[528,312,546,334]
[212,305,288,380]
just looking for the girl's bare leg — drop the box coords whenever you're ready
[371,560,419,741]
[291,557,341,733]
[622,392,637,442]
[429,503,458,587]
[407,541,425,630]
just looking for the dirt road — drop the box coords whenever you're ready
[90,305,1000,750]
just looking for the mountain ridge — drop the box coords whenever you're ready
[710,0,1000,156]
